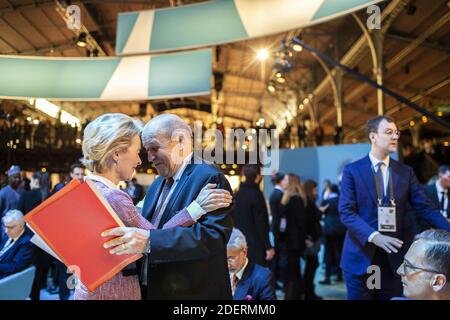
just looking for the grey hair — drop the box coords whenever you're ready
[227,228,247,250]
[141,114,193,146]
[414,229,450,277]
[2,210,24,225]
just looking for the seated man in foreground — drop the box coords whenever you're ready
[396,229,450,300]
[0,210,34,279]
[227,228,276,300]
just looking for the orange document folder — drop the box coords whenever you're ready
[24,179,143,292]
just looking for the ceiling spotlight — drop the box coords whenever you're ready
[292,43,303,52]
[267,80,276,93]
[257,48,269,61]
[77,32,87,47]
[276,74,286,84]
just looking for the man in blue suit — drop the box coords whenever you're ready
[339,115,450,300]
[102,114,234,299]
[0,210,34,280]
[227,228,275,300]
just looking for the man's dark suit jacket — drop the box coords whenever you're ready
[339,155,450,276]
[0,231,34,279]
[233,181,272,266]
[269,188,283,241]
[233,262,275,300]
[142,159,234,299]
[416,183,449,231]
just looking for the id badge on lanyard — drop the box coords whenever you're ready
[373,167,397,233]
[378,205,396,232]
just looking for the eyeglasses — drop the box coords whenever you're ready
[400,259,444,276]
[3,225,18,230]
[383,129,401,138]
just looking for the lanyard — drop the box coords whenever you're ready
[371,166,395,206]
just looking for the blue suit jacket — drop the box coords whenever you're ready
[0,232,34,279]
[234,262,276,300]
[142,158,234,299]
[339,155,450,275]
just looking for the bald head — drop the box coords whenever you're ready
[142,114,192,145]
[142,114,193,178]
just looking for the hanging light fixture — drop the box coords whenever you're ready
[77,32,87,47]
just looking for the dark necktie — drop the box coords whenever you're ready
[440,191,446,212]
[151,177,174,227]
[375,162,385,201]
[141,178,175,287]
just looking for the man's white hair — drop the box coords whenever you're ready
[2,209,24,225]
[227,228,247,250]
[141,114,192,146]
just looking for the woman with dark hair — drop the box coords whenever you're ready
[281,174,307,300]
[303,179,323,300]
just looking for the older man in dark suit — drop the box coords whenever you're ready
[419,165,450,231]
[103,114,234,299]
[0,210,33,280]
[227,228,275,300]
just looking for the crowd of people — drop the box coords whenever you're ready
[0,118,81,151]
[0,114,449,300]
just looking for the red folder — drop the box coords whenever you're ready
[24,179,143,291]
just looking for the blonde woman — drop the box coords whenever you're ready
[74,113,232,300]
[280,173,307,300]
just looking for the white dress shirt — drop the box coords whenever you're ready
[152,153,205,225]
[367,152,391,243]
[436,180,448,217]
[368,152,390,197]
[229,258,249,296]
[0,229,25,258]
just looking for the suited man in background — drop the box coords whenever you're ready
[419,166,450,230]
[233,165,274,267]
[339,115,450,300]
[0,210,33,280]
[227,228,275,300]
[102,114,234,299]
[269,172,288,288]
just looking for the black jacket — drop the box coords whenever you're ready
[18,189,42,215]
[0,232,34,279]
[416,183,449,231]
[269,188,283,239]
[281,195,306,253]
[142,160,233,299]
[321,196,346,236]
[233,182,272,265]
[305,199,323,241]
